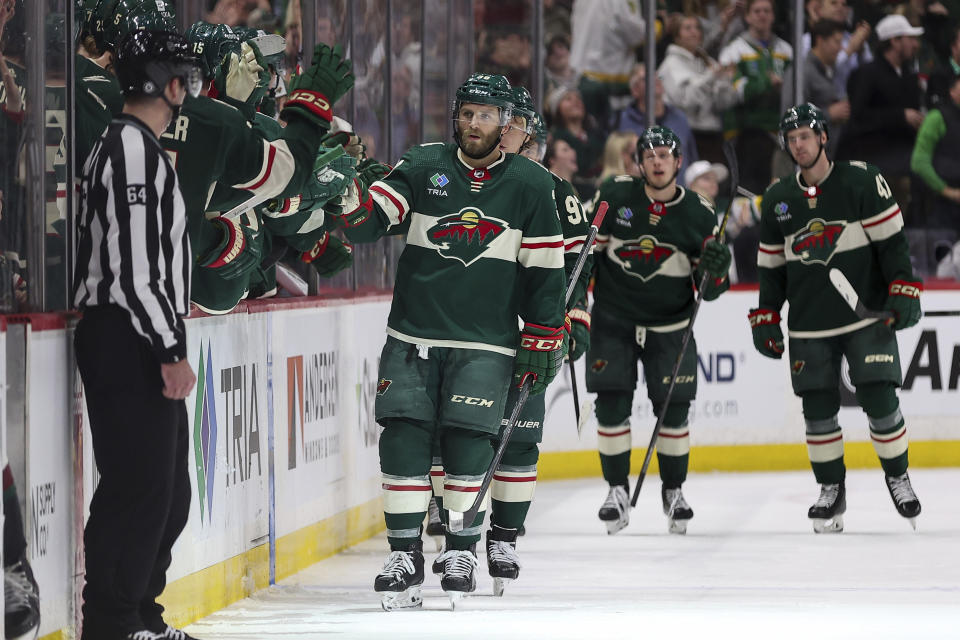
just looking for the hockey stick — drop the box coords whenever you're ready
[448,201,609,533]
[570,361,582,432]
[629,141,738,508]
[829,268,960,319]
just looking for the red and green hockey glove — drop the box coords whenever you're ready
[198,217,262,280]
[700,237,732,280]
[567,304,591,362]
[280,43,354,129]
[748,308,784,359]
[884,280,922,330]
[301,231,353,277]
[514,323,567,395]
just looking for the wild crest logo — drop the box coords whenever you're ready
[791,218,845,265]
[427,207,508,266]
[613,235,676,281]
[192,342,218,525]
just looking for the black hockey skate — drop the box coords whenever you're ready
[4,555,40,640]
[156,625,201,640]
[437,545,479,609]
[661,486,694,535]
[598,484,630,534]
[426,497,444,551]
[486,525,521,597]
[885,472,921,530]
[808,482,846,533]
[374,540,425,611]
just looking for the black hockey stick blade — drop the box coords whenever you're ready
[829,268,893,320]
[569,359,581,434]
[447,376,534,533]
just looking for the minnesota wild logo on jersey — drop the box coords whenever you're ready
[427,207,508,266]
[790,218,845,265]
[613,235,677,281]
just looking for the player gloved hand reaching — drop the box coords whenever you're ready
[514,322,567,395]
[198,216,262,280]
[883,280,922,330]
[567,304,590,362]
[301,231,353,277]
[216,40,269,117]
[748,308,784,359]
[280,43,355,128]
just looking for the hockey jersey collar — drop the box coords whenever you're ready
[644,183,687,207]
[455,147,507,172]
[794,161,835,191]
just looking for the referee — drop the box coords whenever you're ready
[73,28,203,640]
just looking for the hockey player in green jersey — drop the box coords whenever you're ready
[336,73,566,609]
[587,126,732,535]
[751,104,923,533]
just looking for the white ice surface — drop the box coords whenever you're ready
[186,469,960,640]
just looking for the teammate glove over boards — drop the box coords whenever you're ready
[301,231,353,276]
[514,323,567,395]
[884,280,922,330]
[281,43,354,128]
[748,308,784,359]
[199,216,261,279]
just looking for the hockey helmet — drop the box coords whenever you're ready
[185,21,242,80]
[637,126,682,158]
[116,29,202,98]
[778,103,829,149]
[91,0,177,54]
[452,73,513,127]
[508,85,536,134]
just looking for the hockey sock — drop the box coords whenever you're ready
[379,418,433,549]
[857,383,908,477]
[490,440,538,531]
[3,464,27,566]
[596,391,633,486]
[802,391,845,484]
[441,427,494,550]
[431,437,446,521]
[654,403,691,488]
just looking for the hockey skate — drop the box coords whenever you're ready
[808,482,846,533]
[885,472,921,530]
[4,555,40,640]
[374,540,425,611]
[436,546,478,609]
[597,484,630,534]
[486,526,521,597]
[155,625,200,640]
[661,486,694,535]
[425,497,445,551]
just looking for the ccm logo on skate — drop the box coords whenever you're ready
[865,354,895,363]
[450,395,495,407]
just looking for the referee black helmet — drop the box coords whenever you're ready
[116,29,202,99]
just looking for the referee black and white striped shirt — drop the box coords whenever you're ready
[73,113,192,363]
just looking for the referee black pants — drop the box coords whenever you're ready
[75,305,191,639]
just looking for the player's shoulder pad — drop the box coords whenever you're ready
[680,186,717,216]
[503,153,554,189]
[397,141,453,169]
[837,159,882,177]
[597,174,638,198]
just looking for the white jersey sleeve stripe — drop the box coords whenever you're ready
[369,181,410,227]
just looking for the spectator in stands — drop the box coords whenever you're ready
[782,20,851,155]
[684,159,729,205]
[934,240,960,279]
[545,34,578,94]
[547,84,606,199]
[927,25,960,107]
[839,14,923,217]
[598,131,640,183]
[658,14,738,165]
[911,74,960,231]
[545,137,579,186]
[614,64,699,184]
[569,0,645,131]
[719,0,792,195]
[700,0,747,59]
[800,0,871,99]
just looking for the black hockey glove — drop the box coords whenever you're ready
[884,280,922,330]
[513,321,568,395]
[747,308,784,359]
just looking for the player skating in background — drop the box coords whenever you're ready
[751,104,922,533]
[586,126,731,535]
[334,73,566,609]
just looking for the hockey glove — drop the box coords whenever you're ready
[327,177,375,227]
[198,217,262,280]
[567,305,591,362]
[514,323,567,396]
[215,41,270,119]
[356,157,392,185]
[301,231,353,277]
[748,308,784,359]
[700,238,731,280]
[884,280,922,330]
[280,43,354,129]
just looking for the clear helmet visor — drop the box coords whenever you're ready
[182,65,203,98]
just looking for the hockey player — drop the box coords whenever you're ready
[335,73,566,609]
[751,104,923,533]
[587,126,731,535]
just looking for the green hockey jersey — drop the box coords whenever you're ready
[552,171,592,308]
[75,55,123,169]
[345,142,566,354]
[758,161,914,337]
[590,175,726,328]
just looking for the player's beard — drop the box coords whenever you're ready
[456,124,503,160]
